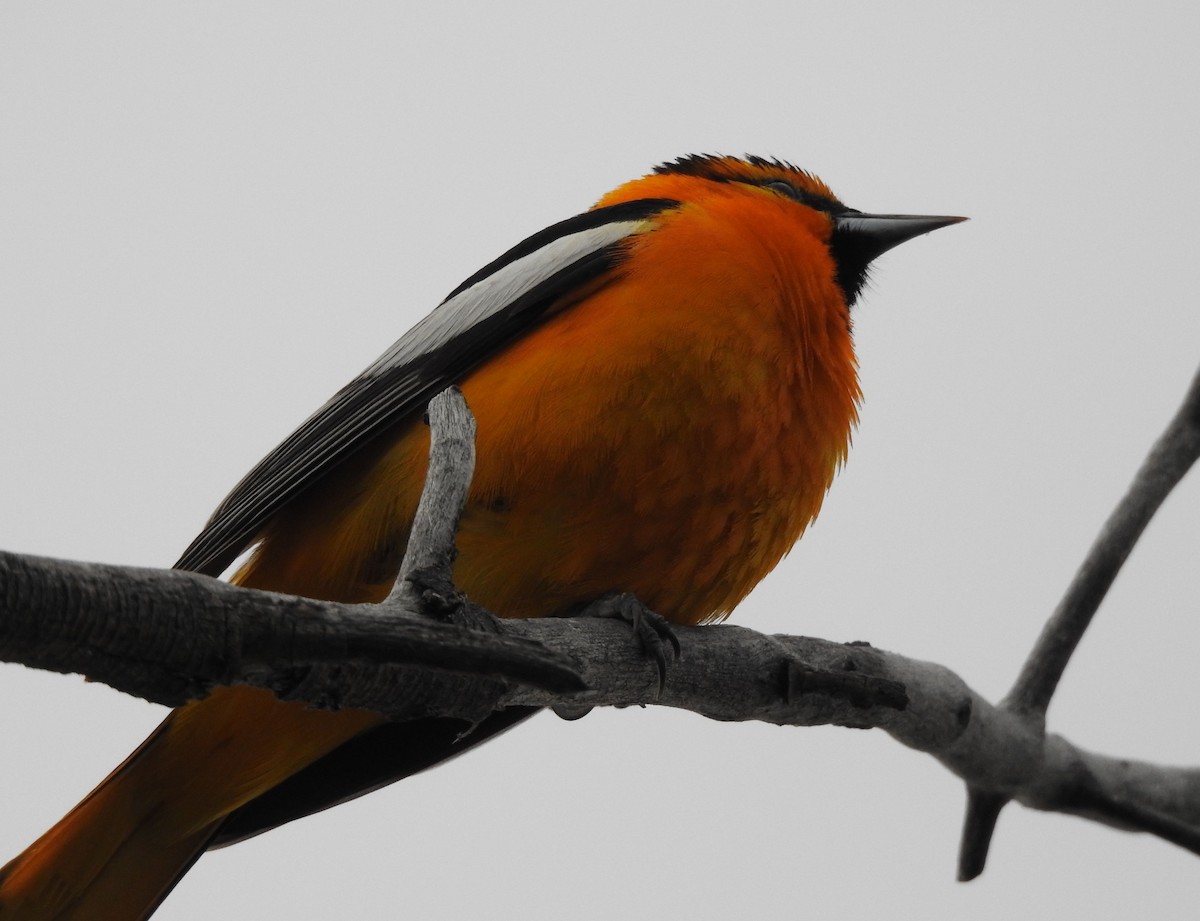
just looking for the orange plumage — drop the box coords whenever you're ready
[0,155,960,919]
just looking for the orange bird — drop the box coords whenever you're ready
[0,155,962,918]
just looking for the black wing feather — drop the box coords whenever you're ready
[174,198,679,577]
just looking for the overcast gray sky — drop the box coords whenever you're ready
[2,3,1199,918]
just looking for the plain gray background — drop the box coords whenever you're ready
[2,3,1198,918]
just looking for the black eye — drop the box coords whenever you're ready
[764,180,800,200]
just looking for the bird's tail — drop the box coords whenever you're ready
[0,686,379,920]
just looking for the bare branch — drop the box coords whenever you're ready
[1008,363,1200,717]
[0,550,585,710]
[958,792,1006,881]
[958,362,1200,879]
[392,386,476,604]
[495,618,1200,857]
[5,546,1199,860]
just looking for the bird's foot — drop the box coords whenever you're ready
[563,592,681,696]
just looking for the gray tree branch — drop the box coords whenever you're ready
[957,362,1200,879]
[4,547,1199,861]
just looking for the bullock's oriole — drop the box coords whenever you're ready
[0,154,962,919]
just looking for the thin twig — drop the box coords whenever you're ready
[391,386,477,603]
[1007,364,1200,716]
[957,362,1200,880]
[957,791,1006,881]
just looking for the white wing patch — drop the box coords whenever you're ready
[363,219,651,378]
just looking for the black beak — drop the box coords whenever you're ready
[835,212,967,261]
[831,212,967,306]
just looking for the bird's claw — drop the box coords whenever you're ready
[572,592,680,695]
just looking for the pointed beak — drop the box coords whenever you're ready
[833,212,967,263]
[829,211,966,307]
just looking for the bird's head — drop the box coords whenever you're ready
[599,154,965,305]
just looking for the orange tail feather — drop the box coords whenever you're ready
[0,687,379,920]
